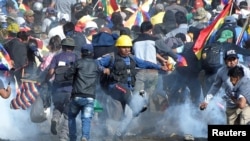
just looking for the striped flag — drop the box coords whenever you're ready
[0,44,13,70]
[134,10,150,26]
[124,1,151,29]
[124,10,138,29]
[193,0,233,60]
[101,0,119,16]
[176,54,188,67]
[10,80,40,110]
[19,3,30,14]
[110,0,119,12]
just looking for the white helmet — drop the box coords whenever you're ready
[15,17,25,26]
[84,21,98,30]
[32,2,43,12]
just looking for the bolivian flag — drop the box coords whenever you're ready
[193,0,233,60]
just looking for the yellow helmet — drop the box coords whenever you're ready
[115,35,132,47]
[6,23,20,33]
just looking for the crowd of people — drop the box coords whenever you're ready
[1,0,250,141]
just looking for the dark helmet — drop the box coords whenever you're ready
[224,16,237,24]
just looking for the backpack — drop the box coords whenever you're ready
[200,42,224,74]
[54,55,76,85]
[54,65,72,85]
[214,24,237,43]
[99,53,134,93]
[46,17,59,33]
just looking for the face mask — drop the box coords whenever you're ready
[176,45,184,53]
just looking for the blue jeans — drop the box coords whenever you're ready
[68,97,94,141]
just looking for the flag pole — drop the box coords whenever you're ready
[229,0,234,15]
[93,0,101,10]
[236,15,250,45]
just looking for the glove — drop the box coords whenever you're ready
[200,94,213,110]
[204,94,213,103]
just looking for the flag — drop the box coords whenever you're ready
[101,0,119,16]
[19,3,30,14]
[110,0,119,12]
[0,44,13,70]
[176,54,188,67]
[124,1,151,29]
[124,11,138,29]
[10,80,40,110]
[134,10,150,26]
[193,0,233,60]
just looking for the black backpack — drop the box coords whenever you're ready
[201,42,225,74]
[54,55,77,85]
[214,24,237,43]
[99,53,134,94]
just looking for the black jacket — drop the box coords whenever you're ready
[176,42,202,77]
[64,57,100,98]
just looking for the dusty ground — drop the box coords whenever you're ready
[0,133,208,141]
[1,92,222,141]
[0,112,209,141]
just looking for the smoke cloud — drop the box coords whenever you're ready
[0,77,40,140]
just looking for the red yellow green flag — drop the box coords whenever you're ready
[101,0,119,16]
[193,0,233,60]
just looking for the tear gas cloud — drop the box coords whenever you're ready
[156,92,227,138]
[0,77,40,140]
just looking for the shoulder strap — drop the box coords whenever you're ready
[128,54,136,62]
[108,53,115,68]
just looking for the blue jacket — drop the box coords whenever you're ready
[97,53,162,89]
[233,76,250,105]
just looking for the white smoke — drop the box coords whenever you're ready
[155,92,227,138]
[0,79,40,140]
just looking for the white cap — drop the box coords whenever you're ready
[59,13,70,22]
[240,9,250,19]
[0,14,6,22]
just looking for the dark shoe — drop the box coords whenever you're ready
[139,90,145,97]
[51,120,57,135]
[140,105,147,113]
[133,105,148,117]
